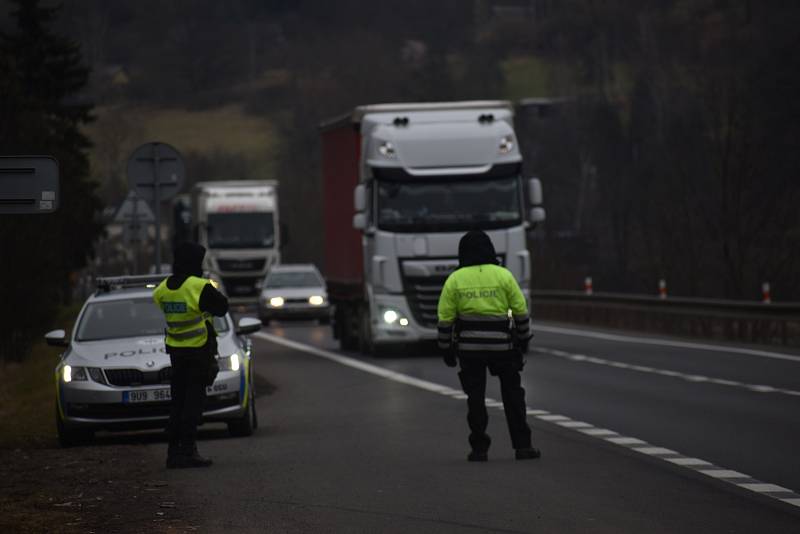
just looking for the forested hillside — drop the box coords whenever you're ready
[4,0,797,300]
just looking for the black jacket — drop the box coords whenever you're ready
[166,242,229,358]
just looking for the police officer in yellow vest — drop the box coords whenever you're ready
[153,242,228,468]
[437,230,541,462]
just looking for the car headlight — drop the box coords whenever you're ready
[63,365,87,383]
[308,295,325,306]
[217,352,241,372]
[269,296,284,307]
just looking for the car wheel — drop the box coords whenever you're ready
[227,389,255,437]
[56,404,93,447]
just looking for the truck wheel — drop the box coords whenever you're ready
[359,307,374,355]
[339,304,359,351]
[56,404,93,447]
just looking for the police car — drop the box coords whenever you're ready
[46,275,261,447]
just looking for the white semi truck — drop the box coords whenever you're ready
[192,181,280,305]
[320,101,545,354]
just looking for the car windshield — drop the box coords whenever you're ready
[265,271,322,288]
[207,212,275,249]
[377,176,522,232]
[76,298,229,342]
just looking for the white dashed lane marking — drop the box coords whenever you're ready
[253,332,800,512]
[534,347,800,397]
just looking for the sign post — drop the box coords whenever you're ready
[127,143,184,274]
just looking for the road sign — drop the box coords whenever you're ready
[126,142,185,274]
[114,191,155,224]
[127,142,184,205]
[0,156,59,214]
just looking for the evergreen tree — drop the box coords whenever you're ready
[0,0,102,361]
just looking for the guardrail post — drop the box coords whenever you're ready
[762,282,771,304]
[584,276,593,296]
[658,279,667,300]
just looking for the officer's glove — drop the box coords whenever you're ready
[443,353,458,368]
[517,339,530,355]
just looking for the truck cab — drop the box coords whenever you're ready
[321,101,544,354]
[192,181,280,305]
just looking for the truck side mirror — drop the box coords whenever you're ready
[528,177,543,206]
[353,213,367,230]
[529,207,546,224]
[354,184,366,213]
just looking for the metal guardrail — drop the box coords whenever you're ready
[531,291,800,348]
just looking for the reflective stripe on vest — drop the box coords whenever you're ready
[152,276,211,348]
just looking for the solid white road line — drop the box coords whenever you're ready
[252,331,800,511]
[535,347,800,397]
[534,324,800,363]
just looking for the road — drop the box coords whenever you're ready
[164,320,800,533]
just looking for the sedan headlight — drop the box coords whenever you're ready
[308,295,325,306]
[269,296,284,308]
[217,352,241,372]
[63,365,87,383]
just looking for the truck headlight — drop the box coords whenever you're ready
[381,308,409,326]
[498,135,514,154]
[63,365,87,383]
[378,141,396,158]
[217,352,241,372]
[309,295,325,306]
[269,296,284,307]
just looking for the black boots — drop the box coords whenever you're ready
[167,452,213,469]
[467,450,488,462]
[515,447,542,460]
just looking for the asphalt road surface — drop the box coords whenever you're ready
[164,320,800,533]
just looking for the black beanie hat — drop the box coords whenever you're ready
[172,242,206,277]
[458,230,498,268]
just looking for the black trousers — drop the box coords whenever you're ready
[458,356,532,452]
[167,353,209,456]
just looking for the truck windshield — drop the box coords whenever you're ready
[377,176,522,232]
[76,298,229,342]
[207,212,275,249]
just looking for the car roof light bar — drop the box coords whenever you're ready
[95,274,170,293]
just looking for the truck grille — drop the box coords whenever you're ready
[401,255,505,328]
[105,368,172,386]
[402,275,449,328]
[221,276,260,297]
[217,258,266,272]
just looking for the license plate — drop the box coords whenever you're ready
[123,388,171,403]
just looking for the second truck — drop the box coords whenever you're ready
[191,180,280,305]
[320,101,545,355]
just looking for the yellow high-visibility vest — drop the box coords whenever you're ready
[437,264,531,353]
[152,276,212,348]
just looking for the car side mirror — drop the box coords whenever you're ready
[45,329,68,347]
[236,317,262,336]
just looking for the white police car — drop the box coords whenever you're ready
[46,275,261,446]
